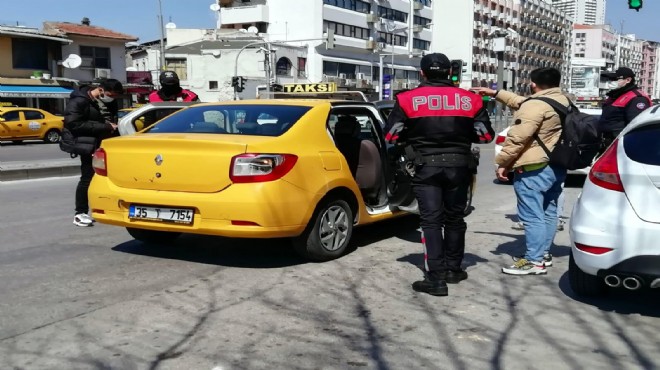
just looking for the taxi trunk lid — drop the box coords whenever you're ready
[103,134,247,193]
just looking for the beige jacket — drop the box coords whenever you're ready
[494,87,569,169]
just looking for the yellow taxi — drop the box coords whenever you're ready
[0,106,64,143]
[89,99,418,261]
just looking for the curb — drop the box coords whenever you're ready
[0,160,80,182]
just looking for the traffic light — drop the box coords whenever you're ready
[628,0,642,11]
[450,59,463,86]
[232,76,246,92]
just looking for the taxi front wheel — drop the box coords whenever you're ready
[293,199,354,262]
[126,227,181,245]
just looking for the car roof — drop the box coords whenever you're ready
[622,104,660,134]
[0,106,41,112]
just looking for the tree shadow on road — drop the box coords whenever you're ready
[396,252,489,274]
[473,230,571,259]
[558,271,660,318]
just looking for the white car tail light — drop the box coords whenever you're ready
[588,139,623,192]
[92,148,107,176]
[230,154,298,183]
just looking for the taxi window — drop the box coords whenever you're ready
[23,110,44,120]
[147,105,312,136]
[1,111,20,121]
[328,110,380,144]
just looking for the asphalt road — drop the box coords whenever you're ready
[0,140,74,163]
[0,146,658,370]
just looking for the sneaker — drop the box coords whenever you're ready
[557,219,565,231]
[73,213,94,227]
[412,276,448,296]
[502,258,547,275]
[511,221,525,230]
[513,253,553,267]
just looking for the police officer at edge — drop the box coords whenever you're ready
[384,53,495,296]
[599,67,652,149]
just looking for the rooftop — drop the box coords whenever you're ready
[43,20,137,41]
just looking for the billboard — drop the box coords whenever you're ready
[570,66,600,99]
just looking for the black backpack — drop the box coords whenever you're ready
[530,97,601,171]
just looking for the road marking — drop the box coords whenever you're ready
[0,175,78,186]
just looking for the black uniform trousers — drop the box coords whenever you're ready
[412,165,471,275]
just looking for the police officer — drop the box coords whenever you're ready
[385,53,494,296]
[149,71,199,102]
[599,67,652,149]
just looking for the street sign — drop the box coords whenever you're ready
[282,83,337,93]
[383,75,392,100]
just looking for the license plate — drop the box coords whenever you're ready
[129,205,194,224]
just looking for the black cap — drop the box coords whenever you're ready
[601,67,635,81]
[159,70,179,85]
[420,53,451,72]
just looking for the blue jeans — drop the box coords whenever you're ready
[513,164,567,262]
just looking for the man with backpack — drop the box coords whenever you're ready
[473,67,599,275]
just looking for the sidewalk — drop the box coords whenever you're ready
[0,158,79,182]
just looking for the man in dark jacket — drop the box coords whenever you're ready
[599,67,652,148]
[64,79,123,227]
[384,53,494,296]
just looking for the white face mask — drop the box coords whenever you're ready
[606,81,620,90]
[99,95,115,103]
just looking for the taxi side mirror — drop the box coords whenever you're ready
[0,117,5,122]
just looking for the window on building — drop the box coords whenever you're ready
[412,38,430,51]
[323,21,370,40]
[209,81,218,90]
[378,32,407,47]
[323,0,371,13]
[12,38,49,70]
[322,61,358,79]
[165,59,187,80]
[378,6,407,22]
[297,57,307,78]
[276,57,292,76]
[413,15,432,28]
[80,46,111,68]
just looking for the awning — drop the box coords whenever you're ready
[0,85,73,98]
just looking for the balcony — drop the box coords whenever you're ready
[220,4,269,25]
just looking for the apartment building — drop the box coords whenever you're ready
[640,41,658,97]
[549,0,606,25]
[218,0,434,93]
[616,34,643,77]
[517,0,573,94]
[572,24,617,70]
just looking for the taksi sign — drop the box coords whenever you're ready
[282,83,337,93]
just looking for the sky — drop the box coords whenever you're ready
[3,0,660,43]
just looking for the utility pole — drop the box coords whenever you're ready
[158,0,166,72]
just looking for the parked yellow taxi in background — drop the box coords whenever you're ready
[0,106,64,143]
[89,100,417,261]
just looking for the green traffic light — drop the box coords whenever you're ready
[451,76,459,81]
[628,0,642,10]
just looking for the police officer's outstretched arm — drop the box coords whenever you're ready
[384,101,408,144]
[472,105,495,144]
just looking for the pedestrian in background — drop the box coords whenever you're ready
[599,67,651,150]
[385,53,494,296]
[149,71,199,102]
[63,79,123,227]
[473,67,568,275]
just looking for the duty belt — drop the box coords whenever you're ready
[421,153,471,167]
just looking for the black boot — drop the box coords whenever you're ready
[412,273,448,296]
[445,269,468,284]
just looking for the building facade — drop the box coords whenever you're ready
[616,33,643,78]
[218,0,434,95]
[639,41,658,97]
[549,0,606,25]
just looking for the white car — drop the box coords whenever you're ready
[494,108,602,178]
[569,104,660,296]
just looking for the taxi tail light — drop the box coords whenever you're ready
[588,139,623,192]
[495,134,506,145]
[230,154,298,183]
[92,148,107,176]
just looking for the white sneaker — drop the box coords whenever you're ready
[73,213,94,227]
[502,258,547,275]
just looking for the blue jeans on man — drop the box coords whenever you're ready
[513,164,567,262]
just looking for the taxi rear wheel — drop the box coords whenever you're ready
[44,129,61,143]
[293,199,354,262]
[126,227,181,245]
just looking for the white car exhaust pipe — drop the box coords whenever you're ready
[604,274,621,288]
[622,277,642,290]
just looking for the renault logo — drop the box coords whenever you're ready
[154,154,163,166]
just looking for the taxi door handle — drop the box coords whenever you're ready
[17,124,22,126]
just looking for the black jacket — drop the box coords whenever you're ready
[599,84,651,137]
[64,86,117,140]
[384,80,494,158]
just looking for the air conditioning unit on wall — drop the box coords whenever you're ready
[95,68,111,79]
